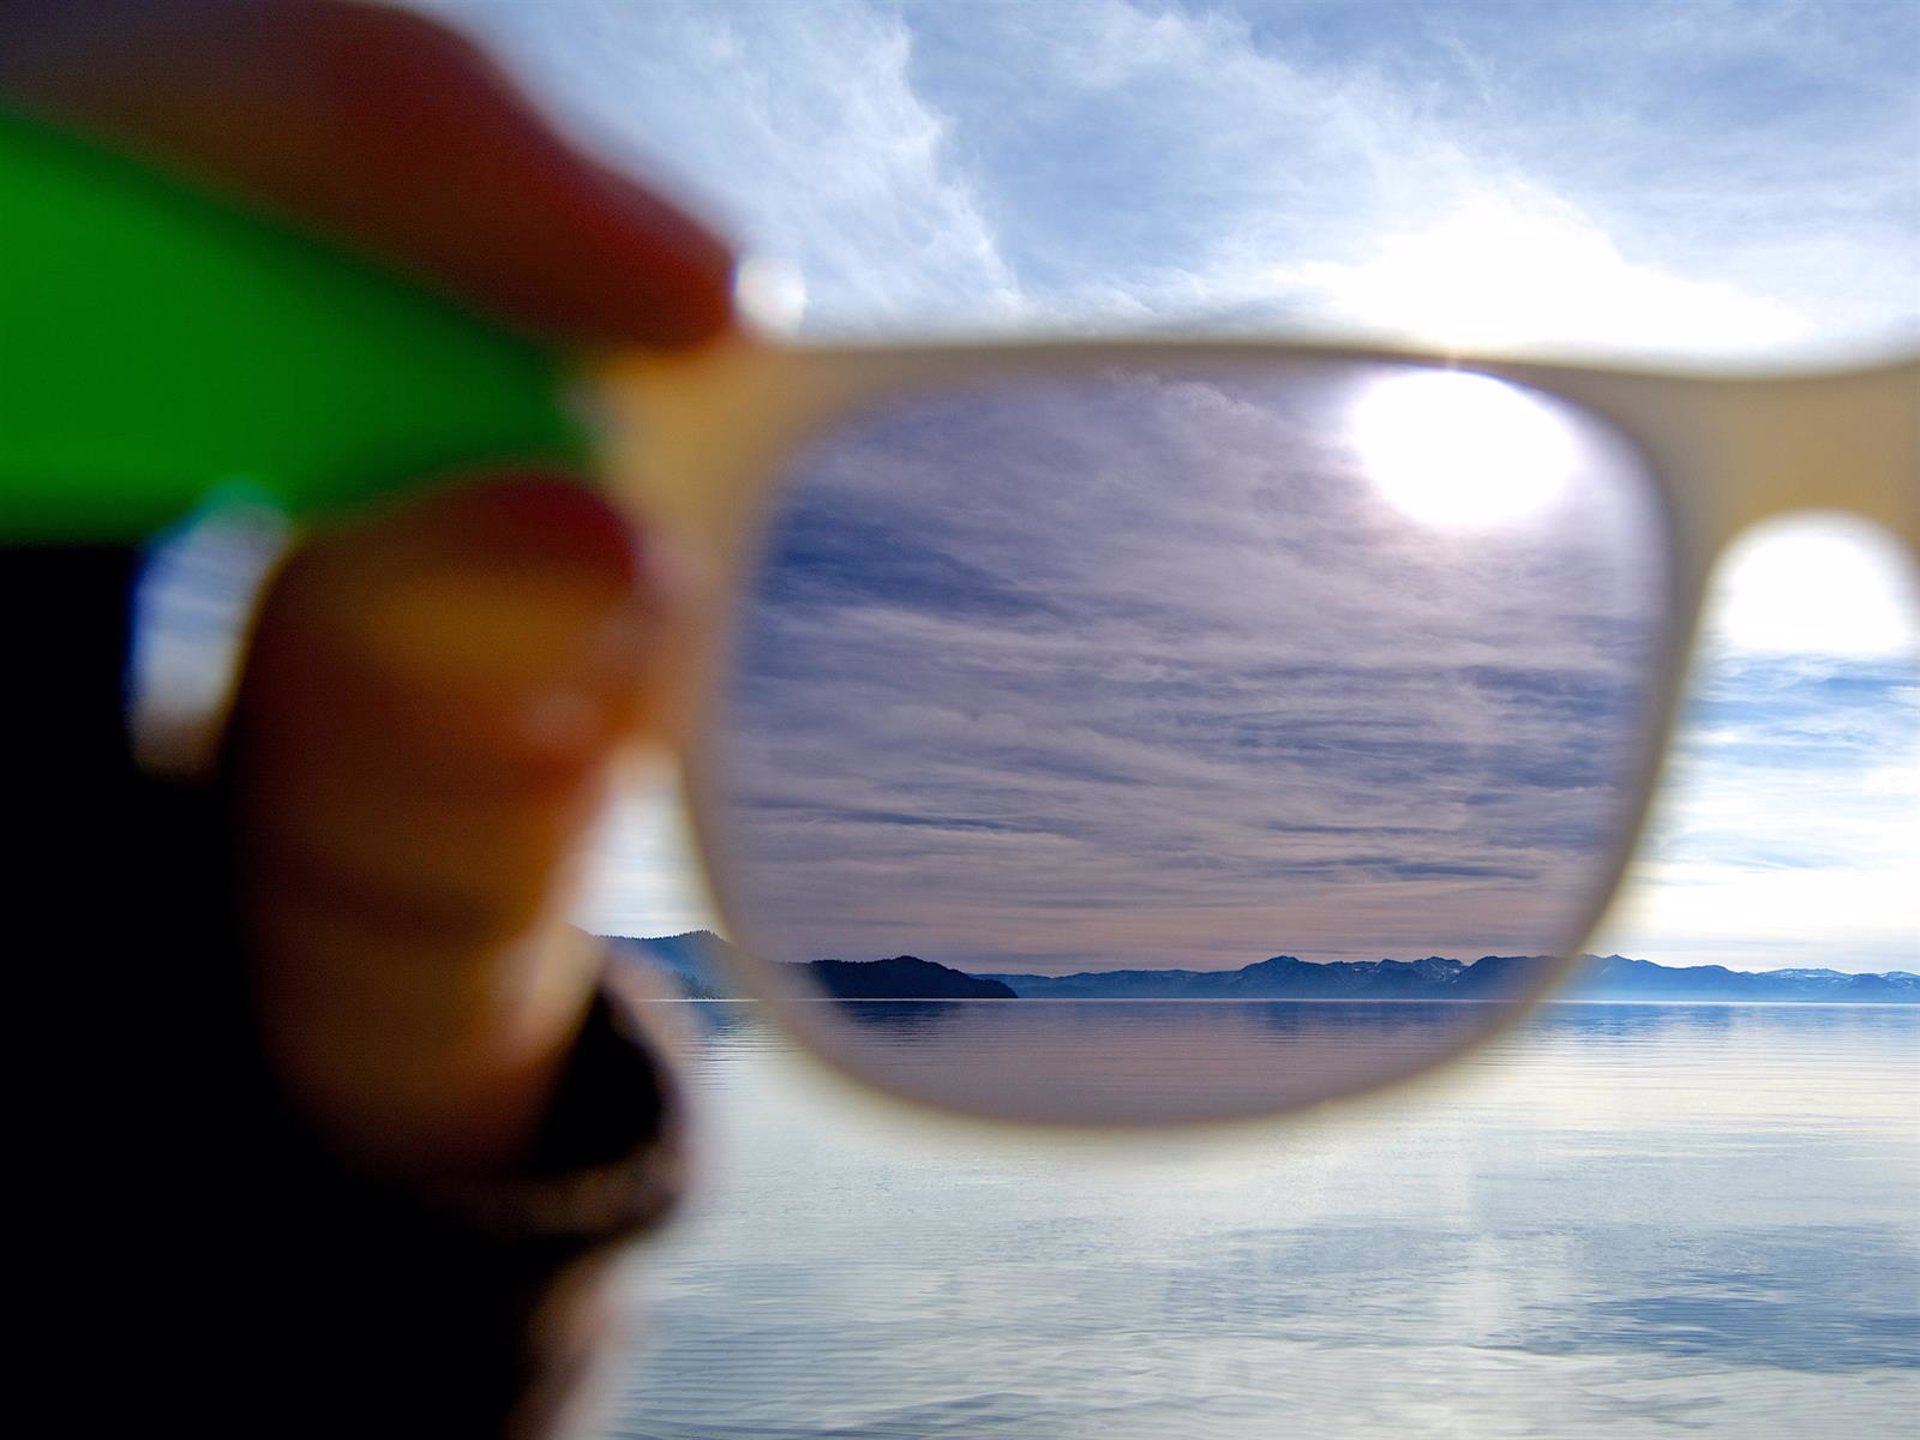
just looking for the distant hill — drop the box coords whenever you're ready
[601,931,735,999]
[606,933,1919,1004]
[806,956,1016,1000]
[981,953,1920,1003]
[1561,954,1920,1003]
[978,954,1551,999]
[605,932,1013,999]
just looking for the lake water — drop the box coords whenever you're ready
[607,1003,1918,1439]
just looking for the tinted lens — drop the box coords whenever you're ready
[684,359,1670,1122]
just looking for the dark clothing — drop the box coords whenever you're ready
[14,546,680,1436]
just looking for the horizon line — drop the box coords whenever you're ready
[606,932,1917,980]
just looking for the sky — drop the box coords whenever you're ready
[413,0,1917,973]
[710,365,1672,972]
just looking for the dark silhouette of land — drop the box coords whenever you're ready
[808,956,1016,999]
[982,954,1544,999]
[983,953,1920,1002]
[608,931,1920,1004]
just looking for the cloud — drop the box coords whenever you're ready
[1600,644,1920,972]
[1593,517,1918,972]
[416,0,1023,328]
[707,367,1669,970]
[420,0,1915,354]
[574,763,719,940]
[1264,184,1815,357]
[404,0,1916,969]
[1704,516,1919,660]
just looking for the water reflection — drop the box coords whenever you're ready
[831,999,976,1036]
[616,1002,1920,1440]
[800,998,1527,1121]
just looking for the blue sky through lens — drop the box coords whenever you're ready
[415,0,1917,972]
[712,367,1669,972]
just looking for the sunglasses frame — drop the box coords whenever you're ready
[589,335,1918,1129]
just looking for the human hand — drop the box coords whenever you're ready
[2,0,733,1178]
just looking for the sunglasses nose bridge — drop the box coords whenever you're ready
[1700,364,1920,558]
[590,339,832,558]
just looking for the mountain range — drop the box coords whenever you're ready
[607,931,1920,1004]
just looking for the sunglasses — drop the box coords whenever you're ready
[584,337,1917,1126]
[16,111,1913,1131]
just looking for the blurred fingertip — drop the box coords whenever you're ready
[406,471,649,592]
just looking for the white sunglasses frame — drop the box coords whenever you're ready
[589,335,1919,1129]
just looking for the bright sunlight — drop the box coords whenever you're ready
[1347,369,1577,529]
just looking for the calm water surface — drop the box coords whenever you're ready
[610,1003,1918,1439]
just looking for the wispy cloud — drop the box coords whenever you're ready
[416,0,1022,328]
[410,0,1916,970]
[1601,557,1919,973]
[430,0,1915,353]
[707,367,1668,970]
[1263,183,1816,357]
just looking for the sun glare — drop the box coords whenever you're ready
[1270,190,1811,359]
[1348,370,1578,530]
[1707,515,1919,658]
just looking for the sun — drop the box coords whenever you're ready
[1347,369,1579,530]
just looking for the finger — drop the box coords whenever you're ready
[254,750,612,954]
[236,473,673,944]
[230,472,683,1173]
[245,475,664,775]
[0,0,734,348]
